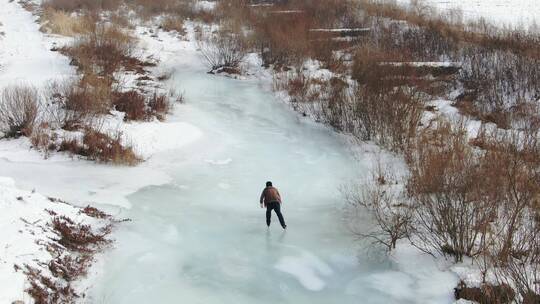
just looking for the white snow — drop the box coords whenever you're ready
[395,0,540,28]
[275,252,334,291]
[0,176,111,304]
[0,0,74,89]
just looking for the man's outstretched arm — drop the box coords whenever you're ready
[259,189,265,207]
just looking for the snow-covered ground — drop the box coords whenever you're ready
[0,177,113,303]
[396,0,540,28]
[0,0,74,89]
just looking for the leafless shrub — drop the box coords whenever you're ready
[44,78,112,130]
[406,121,496,262]
[198,29,246,71]
[0,85,39,138]
[343,165,412,252]
[30,123,58,159]
[63,24,136,77]
[59,128,140,165]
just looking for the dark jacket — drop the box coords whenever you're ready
[260,186,282,206]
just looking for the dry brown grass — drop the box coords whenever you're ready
[160,15,185,34]
[128,0,194,18]
[63,24,136,77]
[59,128,140,165]
[40,8,96,36]
[42,0,122,12]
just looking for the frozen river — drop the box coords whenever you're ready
[88,57,455,303]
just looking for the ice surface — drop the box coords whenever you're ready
[87,53,457,303]
[0,2,461,299]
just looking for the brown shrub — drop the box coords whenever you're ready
[59,128,140,165]
[112,90,148,121]
[44,79,112,131]
[42,0,121,12]
[406,121,497,262]
[454,281,515,304]
[0,85,39,138]
[128,0,194,18]
[64,24,136,76]
[51,215,110,252]
[40,8,96,36]
[160,15,185,34]
[24,265,77,304]
[148,92,171,120]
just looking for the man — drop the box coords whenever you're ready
[260,181,287,229]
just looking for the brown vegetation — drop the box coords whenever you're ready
[22,207,115,304]
[40,8,96,36]
[0,85,39,138]
[59,128,140,165]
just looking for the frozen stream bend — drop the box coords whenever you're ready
[86,37,457,303]
[0,3,457,301]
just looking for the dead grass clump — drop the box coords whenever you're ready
[160,15,185,34]
[79,205,111,219]
[0,85,39,138]
[148,92,171,120]
[24,265,77,304]
[59,128,140,165]
[454,281,515,304]
[48,255,92,282]
[43,79,111,131]
[128,0,194,19]
[30,123,58,159]
[42,0,122,12]
[112,90,148,121]
[64,24,136,77]
[255,12,311,67]
[40,8,96,36]
[51,215,110,252]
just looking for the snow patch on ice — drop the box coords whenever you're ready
[275,252,334,291]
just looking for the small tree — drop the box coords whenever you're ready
[0,85,39,138]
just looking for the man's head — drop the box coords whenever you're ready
[266,181,272,187]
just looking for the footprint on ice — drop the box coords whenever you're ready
[274,252,333,291]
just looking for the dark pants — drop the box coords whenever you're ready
[266,201,286,228]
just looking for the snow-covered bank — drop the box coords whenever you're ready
[0,0,74,89]
[395,0,540,28]
[0,176,116,303]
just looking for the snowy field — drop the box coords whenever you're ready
[1,0,538,303]
[396,0,540,28]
